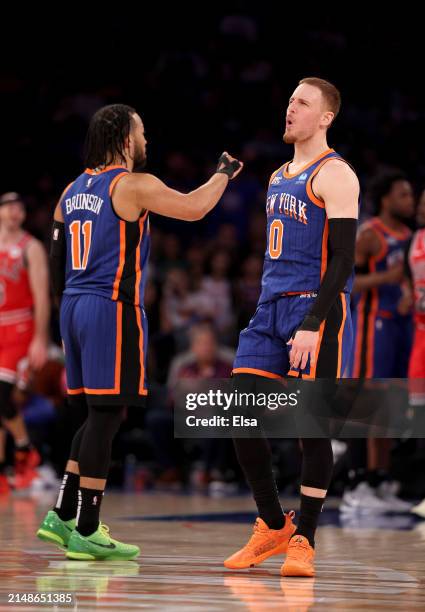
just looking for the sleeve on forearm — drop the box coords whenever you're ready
[49,221,66,300]
[301,218,357,330]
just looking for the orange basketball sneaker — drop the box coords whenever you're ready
[224,512,296,569]
[280,535,315,577]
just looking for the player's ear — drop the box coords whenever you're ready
[322,111,334,129]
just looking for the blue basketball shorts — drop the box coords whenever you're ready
[60,293,148,406]
[233,292,352,379]
[350,301,412,378]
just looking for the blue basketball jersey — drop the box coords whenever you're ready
[259,149,354,304]
[356,216,411,315]
[61,165,150,306]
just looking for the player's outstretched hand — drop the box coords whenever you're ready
[216,152,243,180]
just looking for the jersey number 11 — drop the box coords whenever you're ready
[70,220,92,270]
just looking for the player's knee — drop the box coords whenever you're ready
[78,406,124,479]
[87,405,125,438]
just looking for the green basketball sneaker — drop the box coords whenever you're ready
[66,523,140,561]
[36,510,76,551]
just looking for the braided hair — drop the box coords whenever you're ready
[84,104,137,169]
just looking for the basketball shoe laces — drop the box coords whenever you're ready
[246,512,294,554]
[289,536,311,560]
[244,520,274,553]
[99,523,110,537]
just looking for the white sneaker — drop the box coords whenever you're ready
[208,480,238,498]
[340,482,390,514]
[376,481,413,513]
[340,511,414,530]
[411,498,425,519]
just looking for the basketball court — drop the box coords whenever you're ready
[1,491,424,610]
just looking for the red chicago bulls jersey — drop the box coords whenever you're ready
[0,232,34,326]
[409,228,425,328]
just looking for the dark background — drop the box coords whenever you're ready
[1,10,424,222]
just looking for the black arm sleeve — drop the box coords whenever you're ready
[50,221,66,301]
[299,218,357,331]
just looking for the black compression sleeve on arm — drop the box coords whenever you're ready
[299,218,357,331]
[50,221,66,300]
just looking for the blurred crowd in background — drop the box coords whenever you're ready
[2,12,425,503]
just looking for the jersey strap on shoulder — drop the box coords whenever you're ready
[109,171,130,197]
[306,156,355,209]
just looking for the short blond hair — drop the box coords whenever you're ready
[299,77,341,121]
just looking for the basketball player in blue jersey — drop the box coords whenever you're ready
[223,78,359,577]
[36,104,242,560]
[341,172,414,514]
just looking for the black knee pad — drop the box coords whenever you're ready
[87,405,125,437]
[0,381,18,420]
[78,405,125,479]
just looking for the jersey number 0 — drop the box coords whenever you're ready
[268,219,283,259]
